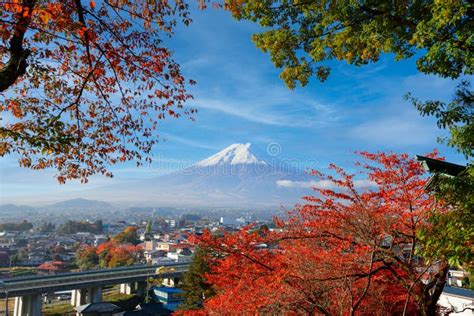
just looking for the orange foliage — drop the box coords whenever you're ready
[0,0,195,182]
[188,152,448,315]
[96,240,142,268]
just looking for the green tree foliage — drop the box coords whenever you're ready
[225,0,472,88]
[57,220,103,234]
[10,247,29,264]
[113,226,140,245]
[75,245,99,270]
[0,220,33,232]
[179,247,216,310]
[145,221,152,235]
[418,166,474,270]
[145,221,152,241]
[408,81,473,270]
[37,222,55,233]
[408,81,473,159]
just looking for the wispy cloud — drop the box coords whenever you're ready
[194,94,338,128]
[276,179,376,189]
[402,74,458,100]
[162,133,220,150]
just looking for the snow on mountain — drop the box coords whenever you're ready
[196,143,267,167]
[88,143,314,208]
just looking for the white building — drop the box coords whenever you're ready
[438,287,474,315]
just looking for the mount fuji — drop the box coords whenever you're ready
[92,143,314,208]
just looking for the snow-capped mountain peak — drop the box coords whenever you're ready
[71,142,313,208]
[195,143,268,167]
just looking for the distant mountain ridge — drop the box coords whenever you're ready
[48,198,113,209]
[0,203,35,213]
[0,198,113,212]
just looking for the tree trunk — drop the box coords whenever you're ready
[0,0,37,92]
[421,263,449,316]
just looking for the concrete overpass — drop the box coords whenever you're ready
[0,262,188,316]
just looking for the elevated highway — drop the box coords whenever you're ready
[0,262,189,315]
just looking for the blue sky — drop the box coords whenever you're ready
[0,6,469,204]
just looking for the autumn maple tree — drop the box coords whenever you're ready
[75,244,99,270]
[96,241,142,268]
[113,225,140,245]
[75,226,142,269]
[0,0,195,183]
[190,152,449,315]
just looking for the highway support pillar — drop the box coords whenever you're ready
[43,293,54,304]
[87,287,102,303]
[70,288,87,307]
[119,283,135,295]
[13,294,42,316]
[136,281,147,297]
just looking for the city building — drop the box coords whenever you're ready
[150,287,184,311]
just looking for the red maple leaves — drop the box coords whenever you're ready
[96,240,142,268]
[188,152,448,315]
[1,0,195,182]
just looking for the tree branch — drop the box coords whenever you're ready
[0,0,37,92]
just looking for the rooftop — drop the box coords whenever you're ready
[416,155,466,176]
[75,302,122,313]
[443,286,474,299]
[152,286,183,294]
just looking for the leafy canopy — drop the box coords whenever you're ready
[418,172,474,270]
[113,226,140,245]
[191,152,449,315]
[179,247,216,310]
[75,245,99,270]
[408,80,473,160]
[407,81,473,269]
[224,0,472,88]
[0,0,195,183]
[75,226,142,269]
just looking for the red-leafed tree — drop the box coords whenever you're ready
[0,0,195,183]
[96,239,142,268]
[191,152,449,315]
[75,244,99,270]
[107,243,142,268]
[113,226,140,245]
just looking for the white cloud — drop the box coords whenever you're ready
[162,133,220,150]
[194,94,337,128]
[276,179,376,189]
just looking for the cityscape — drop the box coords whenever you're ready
[0,1,473,316]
